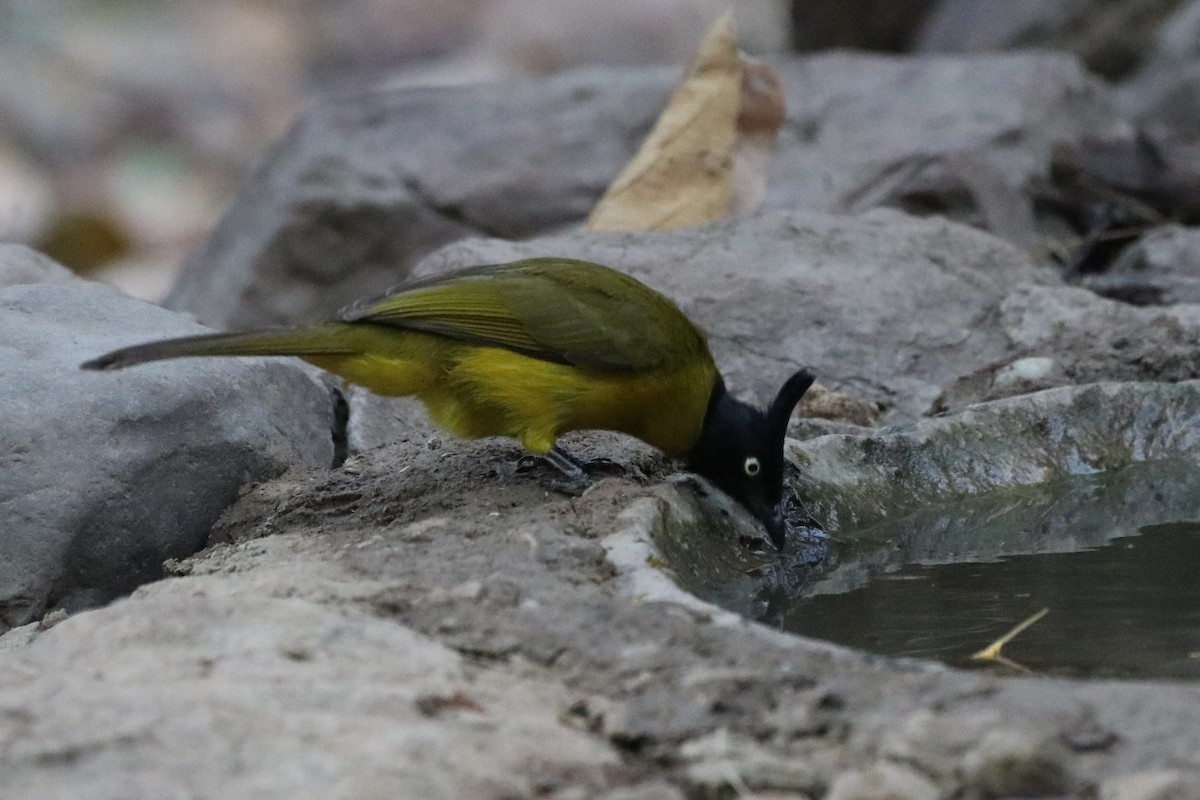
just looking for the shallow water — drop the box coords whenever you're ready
[781,521,1200,680]
[697,460,1200,681]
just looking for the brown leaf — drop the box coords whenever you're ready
[586,12,744,232]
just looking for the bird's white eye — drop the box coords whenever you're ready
[743,456,761,476]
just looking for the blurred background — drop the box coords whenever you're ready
[0,0,1192,299]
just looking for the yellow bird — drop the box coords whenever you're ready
[82,258,814,547]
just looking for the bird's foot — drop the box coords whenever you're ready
[515,447,634,495]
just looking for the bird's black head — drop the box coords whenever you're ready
[687,370,815,549]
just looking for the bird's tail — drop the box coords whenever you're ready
[80,324,359,371]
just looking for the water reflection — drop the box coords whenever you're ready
[678,460,1200,680]
[780,522,1200,680]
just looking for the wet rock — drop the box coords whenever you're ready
[824,761,940,800]
[1085,224,1200,305]
[960,728,1072,798]
[915,0,1179,79]
[0,242,80,287]
[165,67,675,329]
[1101,769,1200,800]
[416,209,1046,423]
[0,278,332,631]
[795,380,1200,533]
[935,284,1200,409]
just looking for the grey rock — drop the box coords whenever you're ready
[825,761,940,800]
[768,52,1122,249]
[166,53,1113,330]
[788,0,937,51]
[1086,224,1200,305]
[1116,0,1200,131]
[165,67,675,329]
[915,0,1179,79]
[344,387,439,455]
[0,281,333,631]
[4,432,1200,798]
[415,209,1047,423]
[679,728,821,794]
[960,728,1071,797]
[936,284,1200,409]
[1101,769,1200,800]
[0,243,80,287]
[793,380,1200,535]
[0,550,616,800]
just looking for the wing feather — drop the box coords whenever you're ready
[340,258,708,372]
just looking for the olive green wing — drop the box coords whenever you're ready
[340,258,710,372]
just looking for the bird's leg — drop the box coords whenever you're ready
[516,446,630,495]
[543,446,587,479]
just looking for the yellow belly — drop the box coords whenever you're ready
[304,332,716,457]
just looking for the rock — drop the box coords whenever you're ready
[1115,0,1200,131]
[0,139,54,245]
[343,387,439,455]
[165,67,676,329]
[824,761,940,800]
[415,209,1046,422]
[597,783,687,800]
[0,546,617,800]
[0,279,333,631]
[478,0,790,74]
[1085,224,1200,305]
[797,383,881,428]
[789,0,937,51]
[768,52,1121,250]
[0,242,81,287]
[959,728,1072,798]
[167,53,1112,329]
[1101,769,1200,800]
[4,428,1200,797]
[915,0,1180,79]
[935,284,1200,409]
[678,728,821,794]
[794,380,1200,533]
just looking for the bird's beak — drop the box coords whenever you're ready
[749,496,787,550]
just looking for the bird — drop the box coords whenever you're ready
[82,257,814,548]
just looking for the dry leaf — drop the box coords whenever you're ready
[587,12,745,231]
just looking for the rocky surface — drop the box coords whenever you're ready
[797,379,1200,532]
[10,8,1200,796]
[0,247,333,631]
[767,51,1121,250]
[1115,0,1200,131]
[3,431,1200,799]
[165,51,1117,329]
[1084,224,1200,305]
[935,284,1200,409]
[164,67,675,329]
[915,0,1184,79]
